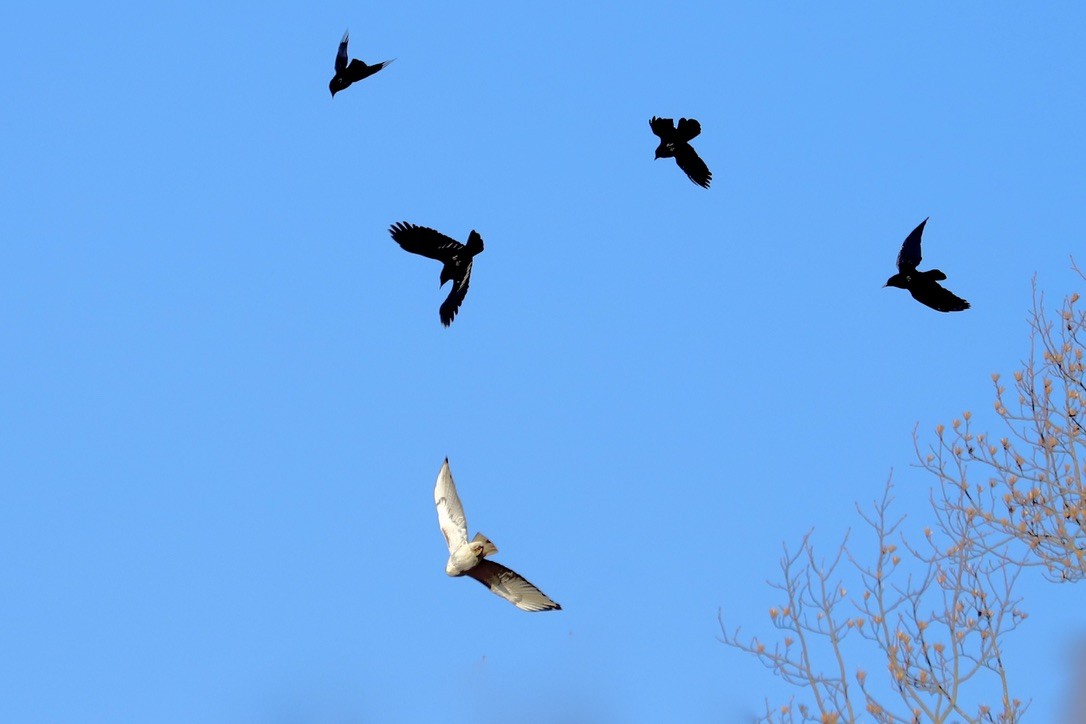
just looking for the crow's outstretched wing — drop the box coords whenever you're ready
[440,261,472,327]
[674,144,712,188]
[344,58,394,83]
[897,218,928,272]
[389,222,464,263]
[649,116,675,140]
[466,560,561,612]
[335,30,349,73]
[909,281,970,313]
[675,117,702,142]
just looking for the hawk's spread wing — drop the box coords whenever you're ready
[390,222,464,263]
[434,459,468,552]
[897,217,928,272]
[674,144,711,189]
[439,260,472,327]
[335,30,349,73]
[466,560,561,612]
[649,116,675,140]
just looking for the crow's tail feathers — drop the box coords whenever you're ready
[676,117,702,142]
[466,230,484,256]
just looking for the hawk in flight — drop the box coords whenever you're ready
[434,459,561,612]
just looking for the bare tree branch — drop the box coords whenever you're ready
[918,274,1086,582]
[721,272,1086,721]
[720,477,1027,723]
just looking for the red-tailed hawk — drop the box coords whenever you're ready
[434,458,561,612]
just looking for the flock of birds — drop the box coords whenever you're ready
[328,30,970,612]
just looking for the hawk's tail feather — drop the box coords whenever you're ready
[473,532,498,556]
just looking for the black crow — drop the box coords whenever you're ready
[329,30,394,98]
[885,218,970,312]
[389,222,484,327]
[650,116,712,188]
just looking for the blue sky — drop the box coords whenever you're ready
[2,2,1085,721]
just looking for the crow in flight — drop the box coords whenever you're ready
[328,30,394,97]
[650,116,712,188]
[389,222,484,327]
[884,218,970,312]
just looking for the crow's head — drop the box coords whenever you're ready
[884,274,909,289]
